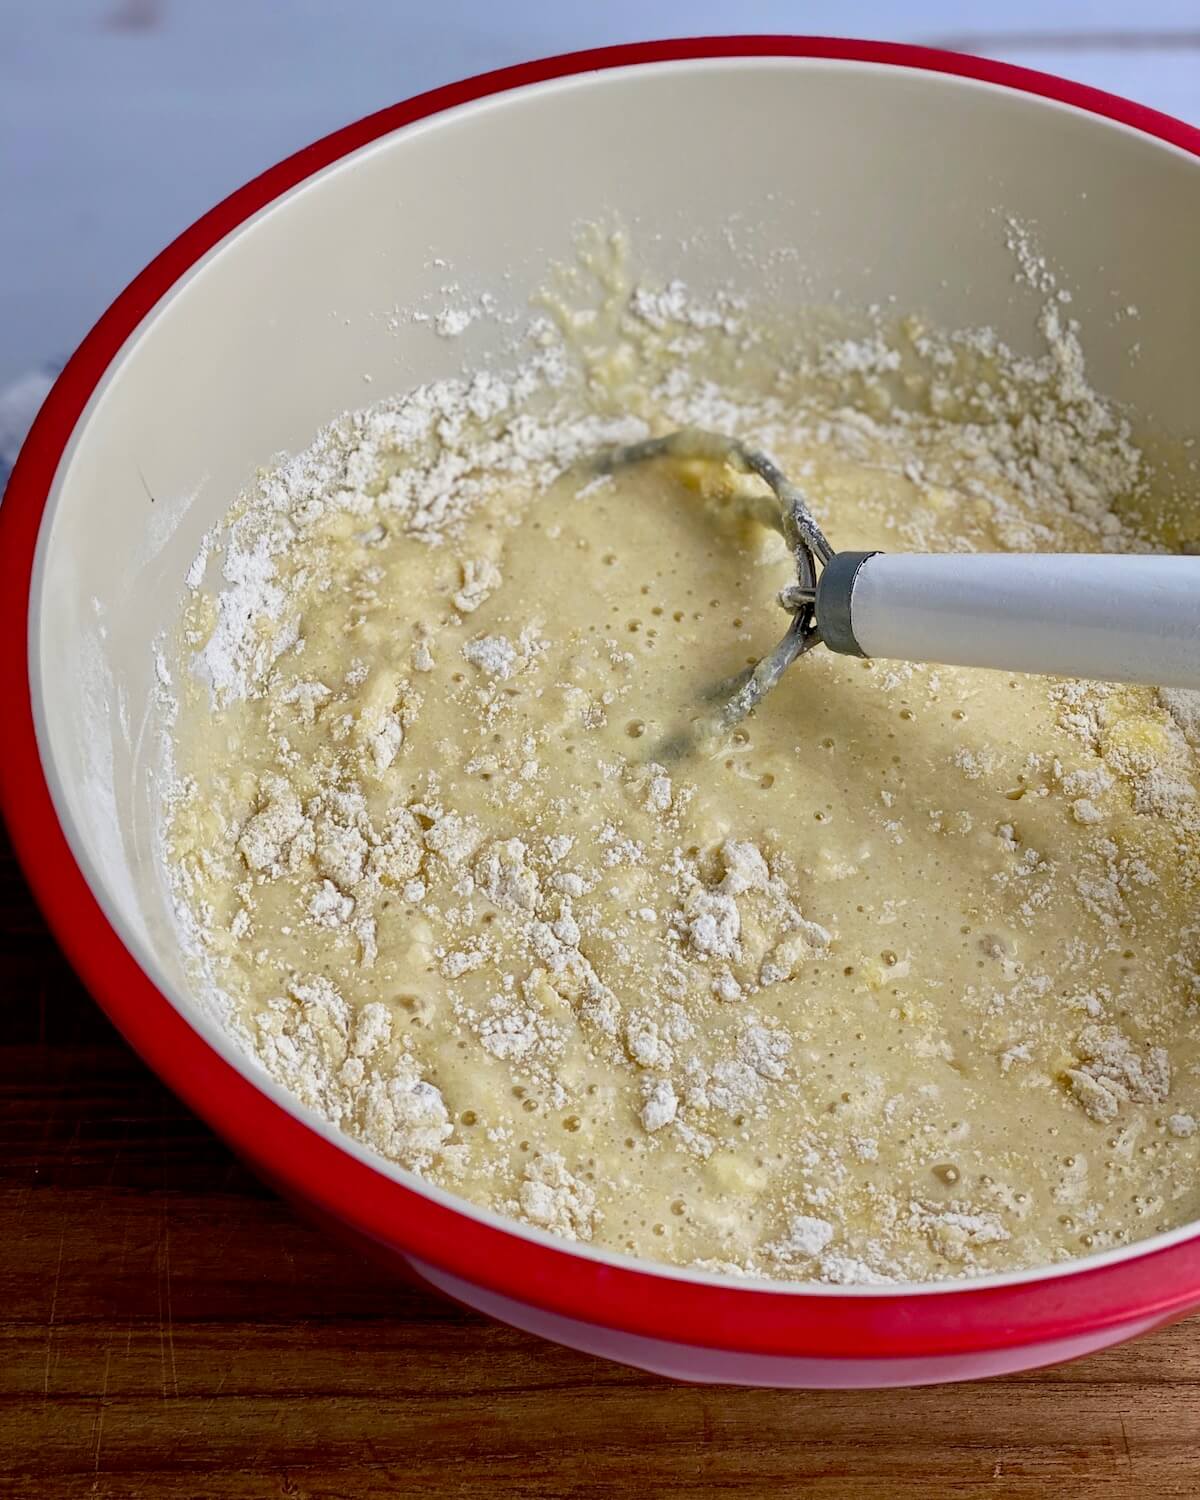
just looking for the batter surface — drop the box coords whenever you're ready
[166,267,1200,1283]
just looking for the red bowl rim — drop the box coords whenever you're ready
[5,35,1200,1362]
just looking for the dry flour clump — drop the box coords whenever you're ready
[1063,1024,1171,1124]
[255,978,454,1169]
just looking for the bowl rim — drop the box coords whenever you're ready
[5,35,1200,1361]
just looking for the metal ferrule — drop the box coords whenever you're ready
[814,550,879,658]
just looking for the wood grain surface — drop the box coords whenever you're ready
[3,829,1199,1499]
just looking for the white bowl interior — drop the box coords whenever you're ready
[29,55,1200,1272]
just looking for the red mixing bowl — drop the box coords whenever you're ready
[4,37,1200,1386]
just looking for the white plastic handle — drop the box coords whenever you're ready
[847,553,1200,689]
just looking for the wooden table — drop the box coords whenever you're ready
[3,830,1199,1499]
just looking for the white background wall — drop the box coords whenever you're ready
[3,1,1198,434]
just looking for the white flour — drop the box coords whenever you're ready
[191,355,647,706]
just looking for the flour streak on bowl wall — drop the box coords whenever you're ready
[4,39,1200,1387]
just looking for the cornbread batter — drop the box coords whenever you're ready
[166,268,1200,1284]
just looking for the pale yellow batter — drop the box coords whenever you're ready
[167,275,1200,1284]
